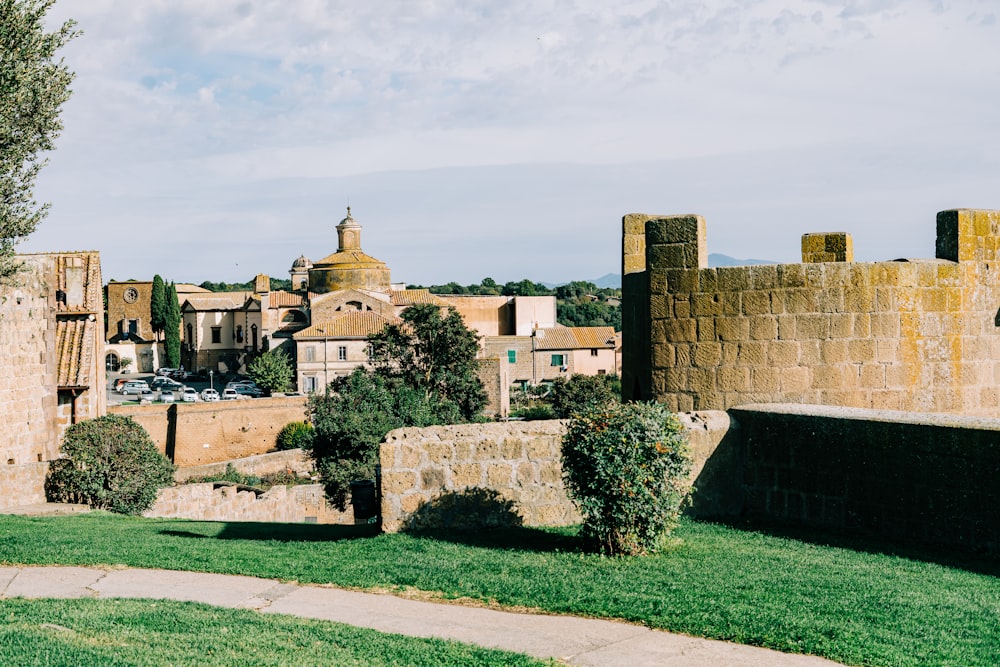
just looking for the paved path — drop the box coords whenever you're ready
[0,566,841,666]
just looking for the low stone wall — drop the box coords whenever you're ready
[731,404,1000,555]
[0,463,49,509]
[146,482,351,525]
[110,396,308,467]
[173,449,314,483]
[379,421,578,533]
[378,416,735,533]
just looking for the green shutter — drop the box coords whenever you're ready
[507,350,517,364]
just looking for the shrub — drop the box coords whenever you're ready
[45,415,175,515]
[276,421,314,451]
[561,402,692,556]
[548,373,620,418]
[511,404,556,421]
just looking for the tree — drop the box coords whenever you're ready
[150,274,166,340]
[0,0,77,280]
[368,303,486,420]
[164,281,181,368]
[45,414,175,515]
[247,348,293,394]
[308,303,487,507]
[548,373,620,418]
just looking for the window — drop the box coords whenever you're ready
[338,346,348,361]
[304,376,317,393]
[507,350,517,364]
[305,346,316,362]
[590,349,599,356]
[550,354,565,367]
[211,327,221,344]
[236,325,244,343]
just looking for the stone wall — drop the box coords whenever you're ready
[624,209,1000,415]
[0,463,49,509]
[0,256,58,468]
[379,421,579,532]
[173,448,314,482]
[146,482,352,524]
[731,404,999,555]
[110,396,308,467]
[378,417,736,533]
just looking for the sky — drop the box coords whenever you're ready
[18,0,1000,286]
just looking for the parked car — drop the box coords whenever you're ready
[232,384,263,398]
[221,387,239,401]
[169,370,193,381]
[151,377,183,391]
[156,368,178,377]
[181,387,199,402]
[159,389,176,403]
[113,378,130,391]
[120,380,151,395]
[200,388,220,402]
[226,379,258,390]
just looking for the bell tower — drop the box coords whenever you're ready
[337,206,362,252]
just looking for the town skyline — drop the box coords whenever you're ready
[18,0,1000,285]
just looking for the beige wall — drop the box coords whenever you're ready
[110,396,308,467]
[567,348,617,376]
[624,209,1000,415]
[513,296,557,335]
[296,338,370,392]
[147,483,352,525]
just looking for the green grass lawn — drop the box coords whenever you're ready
[1,514,997,667]
[0,598,548,666]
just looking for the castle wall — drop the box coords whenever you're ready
[624,209,1000,415]
[110,396,308,467]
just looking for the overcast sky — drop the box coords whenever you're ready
[19,0,1000,286]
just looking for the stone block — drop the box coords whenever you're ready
[653,343,675,368]
[692,293,722,317]
[781,366,812,392]
[646,215,705,245]
[451,463,482,487]
[673,296,691,318]
[820,340,848,364]
[818,289,844,313]
[688,368,717,394]
[777,315,796,339]
[692,342,722,367]
[516,462,538,485]
[742,291,770,315]
[539,462,562,484]
[675,344,691,366]
[717,267,750,291]
[525,438,554,461]
[400,492,428,515]
[694,317,714,342]
[751,367,781,393]
[848,338,876,363]
[699,269,718,292]
[767,340,799,367]
[425,442,453,464]
[502,437,524,459]
[737,341,766,366]
[716,317,750,341]
[421,468,446,490]
[486,463,513,487]
[859,364,886,389]
[721,292,742,315]
[776,262,807,287]
[649,243,687,270]
[721,342,740,364]
[796,314,830,339]
[783,288,819,314]
[717,367,751,392]
[665,318,697,343]
[750,265,778,290]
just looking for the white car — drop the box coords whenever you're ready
[222,387,239,400]
[200,388,220,402]
[181,387,199,402]
[159,389,176,403]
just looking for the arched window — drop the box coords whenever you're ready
[105,352,120,372]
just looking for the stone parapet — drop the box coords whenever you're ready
[0,463,49,509]
[146,482,351,524]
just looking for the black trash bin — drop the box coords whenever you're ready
[350,479,378,523]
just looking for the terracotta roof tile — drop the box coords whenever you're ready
[56,316,98,388]
[294,312,396,339]
[534,326,617,350]
[269,290,308,308]
[181,292,252,310]
[390,289,449,306]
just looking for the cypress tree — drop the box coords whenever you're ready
[150,275,166,340]
[164,281,181,368]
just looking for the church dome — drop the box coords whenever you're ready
[309,207,391,294]
[291,255,313,270]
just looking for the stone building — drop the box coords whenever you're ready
[0,251,106,508]
[482,325,617,388]
[622,208,1000,415]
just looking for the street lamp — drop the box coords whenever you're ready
[209,370,214,391]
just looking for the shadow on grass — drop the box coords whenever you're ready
[159,522,381,543]
[404,524,587,554]
[706,517,1000,578]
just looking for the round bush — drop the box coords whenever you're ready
[561,402,692,556]
[45,414,175,515]
[276,421,315,451]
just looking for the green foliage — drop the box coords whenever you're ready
[275,420,314,451]
[548,373,620,418]
[150,274,166,339]
[562,402,692,556]
[164,281,181,367]
[199,277,293,292]
[511,404,556,420]
[117,356,132,371]
[309,304,486,507]
[183,463,312,490]
[368,303,486,420]
[0,0,77,280]
[45,414,175,515]
[247,348,294,394]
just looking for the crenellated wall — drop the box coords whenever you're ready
[623,209,1000,415]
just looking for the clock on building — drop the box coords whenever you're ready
[124,287,139,303]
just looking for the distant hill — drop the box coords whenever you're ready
[709,253,779,267]
[539,273,621,290]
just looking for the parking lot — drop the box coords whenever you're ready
[106,372,253,406]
